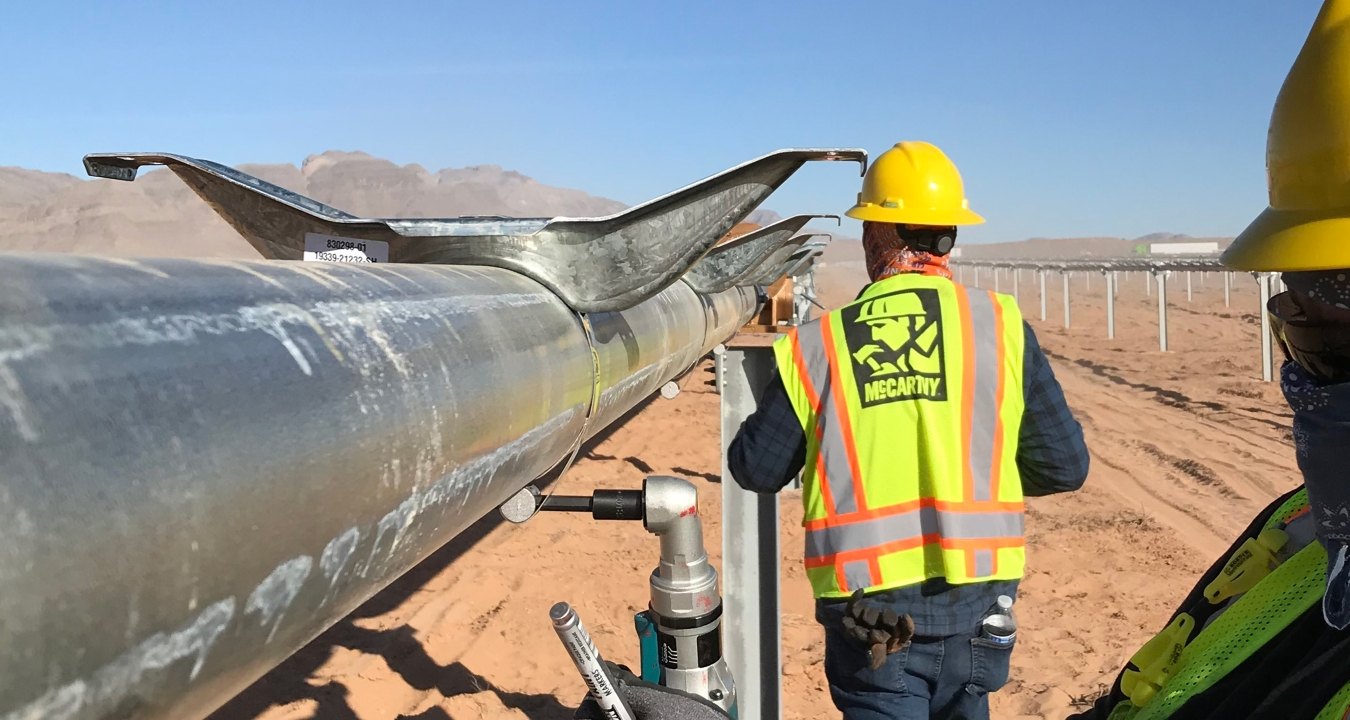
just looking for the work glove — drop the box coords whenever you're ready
[840,589,916,670]
[573,661,731,720]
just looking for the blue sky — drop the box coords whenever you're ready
[0,1,1324,243]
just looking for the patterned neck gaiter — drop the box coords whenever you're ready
[862,222,952,281]
[1282,361,1350,629]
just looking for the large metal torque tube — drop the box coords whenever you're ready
[643,476,735,713]
[0,256,755,720]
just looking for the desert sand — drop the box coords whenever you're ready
[206,262,1296,720]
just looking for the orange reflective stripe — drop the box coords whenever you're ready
[796,321,861,514]
[805,533,1024,569]
[989,292,1007,501]
[955,284,977,502]
[803,497,1025,532]
[805,509,1025,559]
[965,289,1002,503]
[790,329,838,517]
[805,534,935,569]
[820,319,869,513]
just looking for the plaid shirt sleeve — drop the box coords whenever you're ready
[727,373,807,494]
[1016,321,1091,496]
[727,320,1090,497]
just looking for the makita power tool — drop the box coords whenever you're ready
[501,475,737,716]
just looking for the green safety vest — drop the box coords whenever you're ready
[1106,487,1350,719]
[773,273,1027,599]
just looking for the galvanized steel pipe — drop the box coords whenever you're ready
[0,254,757,720]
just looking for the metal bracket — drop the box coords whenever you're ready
[683,215,836,294]
[84,149,865,313]
[745,233,831,287]
[780,244,828,281]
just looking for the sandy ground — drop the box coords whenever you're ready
[208,266,1299,720]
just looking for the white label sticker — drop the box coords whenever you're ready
[302,233,390,264]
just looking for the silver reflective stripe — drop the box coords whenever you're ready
[965,290,1002,503]
[842,560,873,592]
[973,549,995,578]
[795,321,859,514]
[805,508,1025,558]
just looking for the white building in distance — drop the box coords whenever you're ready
[1149,241,1220,255]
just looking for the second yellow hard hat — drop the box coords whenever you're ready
[846,141,984,227]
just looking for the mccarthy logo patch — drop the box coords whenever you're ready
[841,288,947,406]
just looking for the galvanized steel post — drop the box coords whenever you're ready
[1186,271,1193,303]
[1039,270,1048,321]
[1062,271,1071,329]
[1224,271,1232,307]
[994,266,1001,293]
[1157,271,1169,352]
[1259,272,1274,382]
[716,338,782,720]
[1105,271,1116,340]
[1013,268,1020,303]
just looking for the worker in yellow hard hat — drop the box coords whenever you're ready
[728,140,1089,720]
[1072,2,1350,718]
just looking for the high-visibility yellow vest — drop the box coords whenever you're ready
[773,273,1027,599]
[1109,488,1350,720]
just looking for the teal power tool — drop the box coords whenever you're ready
[501,476,738,717]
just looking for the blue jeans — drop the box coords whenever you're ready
[821,622,1013,720]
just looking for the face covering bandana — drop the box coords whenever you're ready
[1281,360,1350,629]
[862,222,953,282]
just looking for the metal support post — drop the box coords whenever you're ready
[1039,270,1048,321]
[1186,271,1193,303]
[1105,271,1116,340]
[1258,273,1274,382]
[1224,271,1231,308]
[1085,271,1091,291]
[974,266,980,288]
[1146,270,1152,297]
[1157,271,1169,352]
[1013,269,1021,303]
[716,338,782,720]
[958,265,965,285]
[1062,272,1071,329]
[994,267,1001,293]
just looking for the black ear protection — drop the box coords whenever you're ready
[897,225,958,256]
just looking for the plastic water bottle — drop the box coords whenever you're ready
[981,595,1017,647]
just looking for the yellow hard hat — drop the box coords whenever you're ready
[857,294,925,323]
[845,141,985,226]
[1223,0,1350,271]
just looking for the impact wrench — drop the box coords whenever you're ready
[501,476,738,716]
